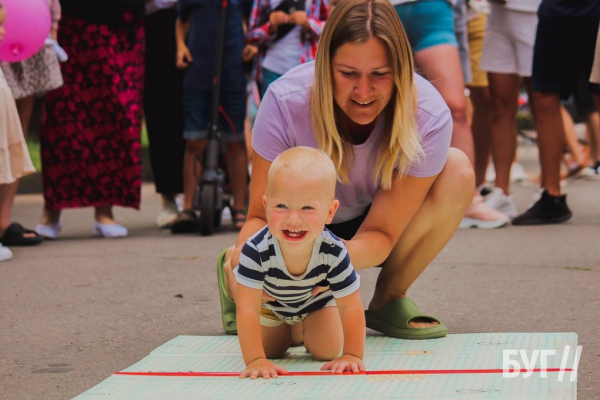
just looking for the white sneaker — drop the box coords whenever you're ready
[510,162,526,183]
[156,200,179,228]
[459,194,510,229]
[0,244,13,261]
[483,187,518,218]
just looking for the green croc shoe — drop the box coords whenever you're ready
[365,298,447,340]
[216,249,237,335]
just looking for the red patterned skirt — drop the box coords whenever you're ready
[41,15,144,210]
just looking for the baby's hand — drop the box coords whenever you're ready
[321,355,365,374]
[240,358,288,379]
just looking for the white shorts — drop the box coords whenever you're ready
[480,4,538,77]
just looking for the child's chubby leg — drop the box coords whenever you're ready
[302,307,344,361]
[260,323,292,359]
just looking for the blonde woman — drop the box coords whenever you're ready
[217,0,473,340]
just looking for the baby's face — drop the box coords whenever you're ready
[263,173,339,251]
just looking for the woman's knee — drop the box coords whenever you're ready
[434,148,474,202]
[446,96,469,126]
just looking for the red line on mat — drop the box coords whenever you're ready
[114,368,572,377]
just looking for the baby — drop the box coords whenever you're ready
[234,146,366,379]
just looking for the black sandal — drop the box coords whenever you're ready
[0,222,44,246]
[231,208,247,231]
[170,209,200,234]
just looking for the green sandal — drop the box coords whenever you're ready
[216,248,237,335]
[365,298,447,340]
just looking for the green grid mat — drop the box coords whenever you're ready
[74,333,578,399]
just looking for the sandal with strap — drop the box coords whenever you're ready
[0,222,44,246]
[231,208,247,231]
[170,209,200,234]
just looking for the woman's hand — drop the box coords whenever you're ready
[289,11,310,30]
[269,10,290,27]
[240,358,288,379]
[242,44,258,62]
[176,45,192,69]
[321,355,365,374]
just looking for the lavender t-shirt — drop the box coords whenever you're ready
[252,61,452,223]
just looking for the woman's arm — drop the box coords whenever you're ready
[230,154,271,268]
[345,171,438,270]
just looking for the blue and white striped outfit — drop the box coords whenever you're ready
[234,226,360,323]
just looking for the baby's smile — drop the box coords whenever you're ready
[283,230,307,240]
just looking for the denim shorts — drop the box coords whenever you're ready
[183,88,246,143]
[394,0,458,53]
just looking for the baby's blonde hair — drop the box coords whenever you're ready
[266,147,337,199]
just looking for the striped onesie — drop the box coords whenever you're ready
[234,226,360,326]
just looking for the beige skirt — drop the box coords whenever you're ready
[0,69,35,185]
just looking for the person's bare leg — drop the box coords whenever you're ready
[584,110,600,164]
[40,208,62,225]
[530,92,564,196]
[0,182,18,233]
[414,45,474,166]
[261,324,292,359]
[469,86,493,187]
[560,105,584,172]
[368,148,474,327]
[15,96,35,138]
[225,142,248,227]
[488,73,521,194]
[183,139,206,210]
[94,205,118,224]
[302,307,343,361]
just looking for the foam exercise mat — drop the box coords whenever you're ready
[74,333,578,399]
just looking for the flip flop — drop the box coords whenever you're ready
[0,223,44,246]
[216,248,237,335]
[365,298,448,340]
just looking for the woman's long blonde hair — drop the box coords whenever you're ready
[311,0,423,189]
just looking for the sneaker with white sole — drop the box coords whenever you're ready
[0,244,13,261]
[483,187,518,218]
[459,194,510,229]
[156,200,179,228]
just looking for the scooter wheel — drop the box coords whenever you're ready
[199,183,215,236]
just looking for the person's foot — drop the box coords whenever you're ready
[368,296,439,329]
[231,208,247,230]
[92,221,128,238]
[365,297,447,339]
[459,194,509,229]
[156,199,179,229]
[483,187,518,219]
[512,190,572,225]
[170,209,200,234]
[0,244,13,261]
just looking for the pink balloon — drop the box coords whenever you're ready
[0,0,51,62]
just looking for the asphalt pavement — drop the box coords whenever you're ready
[1,141,599,399]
